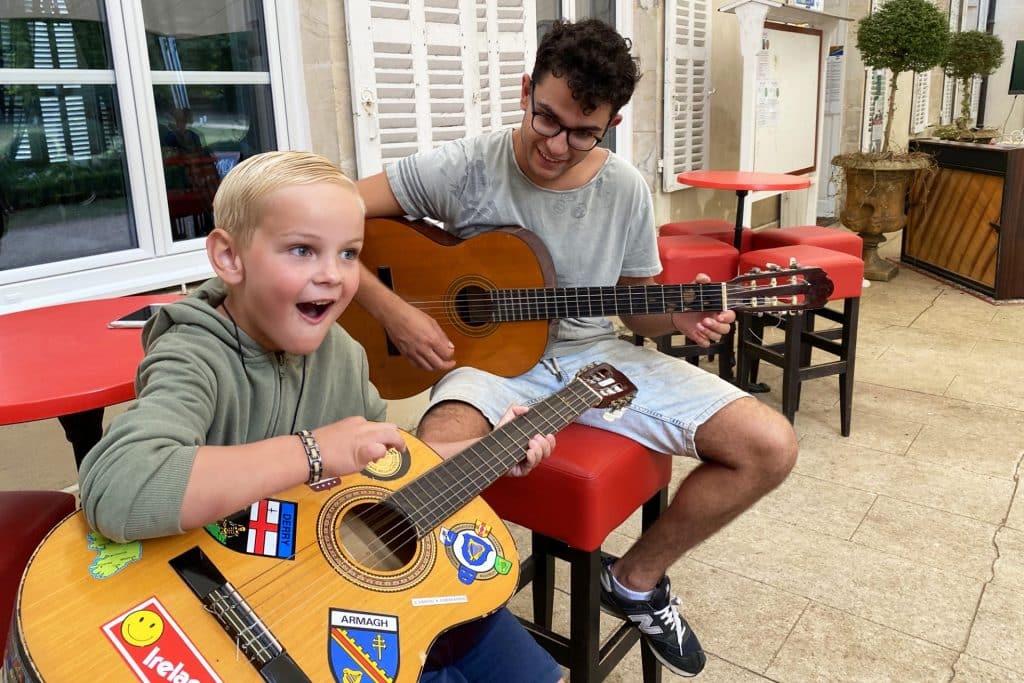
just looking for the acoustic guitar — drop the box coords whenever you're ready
[10,363,637,683]
[341,217,834,399]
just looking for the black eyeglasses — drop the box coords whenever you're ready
[529,83,610,152]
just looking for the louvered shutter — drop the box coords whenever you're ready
[476,0,535,133]
[662,0,711,192]
[940,0,961,125]
[910,71,930,134]
[347,0,477,177]
[347,0,533,178]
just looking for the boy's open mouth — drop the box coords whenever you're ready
[297,300,332,319]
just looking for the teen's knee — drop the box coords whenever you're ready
[697,398,797,483]
[417,400,491,442]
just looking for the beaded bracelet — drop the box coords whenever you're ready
[295,429,323,484]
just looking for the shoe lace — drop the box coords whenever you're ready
[654,594,685,651]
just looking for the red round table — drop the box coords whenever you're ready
[677,170,812,249]
[0,294,182,468]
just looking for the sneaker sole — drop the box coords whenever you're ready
[641,637,704,678]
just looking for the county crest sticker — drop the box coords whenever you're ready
[328,609,399,683]
[204,498,296,559]
[439,519,512,584]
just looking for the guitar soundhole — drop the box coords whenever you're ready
[454,286,493,327]
[339,502,416,572]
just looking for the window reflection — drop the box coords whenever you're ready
[0,1,111,70]
[1,3,133,271]
[143,1,276,241]
[141,0,267,72]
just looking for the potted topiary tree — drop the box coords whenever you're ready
[832,0,949,280]
[935,30,1005,142]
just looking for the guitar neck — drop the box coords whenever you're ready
[389,378,600,535]
[492,282,729,322]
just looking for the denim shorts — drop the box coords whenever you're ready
[420,608,562,682]
[427,337,749,459]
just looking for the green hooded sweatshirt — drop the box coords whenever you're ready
[79,278,386,542]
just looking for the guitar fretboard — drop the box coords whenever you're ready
[491,283,727,322]
[388,377,602,535]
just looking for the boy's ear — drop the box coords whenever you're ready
[608,113,623,128]
[206,228,244,285]
[519,73,531,111]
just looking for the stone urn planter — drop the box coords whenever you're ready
[832,153,932,281]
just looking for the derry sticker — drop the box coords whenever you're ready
[101,596,222,683]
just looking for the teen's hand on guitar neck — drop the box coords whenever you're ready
[356,261,456,371]
[618,273,735,345]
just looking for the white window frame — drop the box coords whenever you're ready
[0,1,309,313]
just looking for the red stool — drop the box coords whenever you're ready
[751,225,863,259]
[1,490,77,655]
[483,424,671,682]
[633,235,739,379]
[737,245,864,436]
[660,219,754,252]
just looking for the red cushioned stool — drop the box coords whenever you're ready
[632,234,739,380]
[737,245,864,435]
[483,424,672,682]
[751,225,863,259]
[660,219,754,252]
[1,490,77,655]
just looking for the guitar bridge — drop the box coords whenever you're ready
[170,547,310,682]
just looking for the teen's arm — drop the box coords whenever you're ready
[355,172,456,371]
[617,274,734,345]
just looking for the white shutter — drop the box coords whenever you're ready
[662,0,711,192]
[940,0,962,125]
[476,1,535,133]
[347,0,481,177]
[861,67,888,152]
[910,71,930,134]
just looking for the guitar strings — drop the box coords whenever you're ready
[247,385,595,632]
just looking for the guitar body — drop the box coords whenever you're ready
[12,430,518,683]
[341,218,555,399]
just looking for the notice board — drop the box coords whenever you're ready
[753,22,822,175]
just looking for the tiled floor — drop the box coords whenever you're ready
[4,234,1023,681]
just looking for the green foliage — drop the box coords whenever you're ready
[942,30,1004,82]
[943,30,1004,127]
[856,0,950,74]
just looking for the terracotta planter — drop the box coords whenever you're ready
[832,154,932,281]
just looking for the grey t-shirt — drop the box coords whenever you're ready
[386,128,660,356]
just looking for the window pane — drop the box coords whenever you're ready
[141,0,268,72]
[0,83,135,270]
[154,83,276,242]
[0,0,112,70]
[576,0,614,26]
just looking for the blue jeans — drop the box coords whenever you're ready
[420,608,561,682]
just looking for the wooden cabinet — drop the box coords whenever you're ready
[903,140,1024,300]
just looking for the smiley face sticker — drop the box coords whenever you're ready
[120,608,164,647]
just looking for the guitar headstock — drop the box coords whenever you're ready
[574,362,637,412]
[729,262,834,313]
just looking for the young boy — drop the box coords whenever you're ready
[79,150,562,682]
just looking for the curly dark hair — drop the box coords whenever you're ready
[532,19,640,116]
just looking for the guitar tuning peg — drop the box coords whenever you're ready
[766,262,782,271]
[749,267,762,274]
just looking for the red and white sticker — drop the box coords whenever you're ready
[101,596,222,683]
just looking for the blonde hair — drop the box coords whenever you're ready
[212,150,364,246]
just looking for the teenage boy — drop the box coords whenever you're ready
[80,151,563,683]
[354,19,800,677]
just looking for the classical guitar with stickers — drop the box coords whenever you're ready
[10,362,636,683]
[340,217,834,399]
